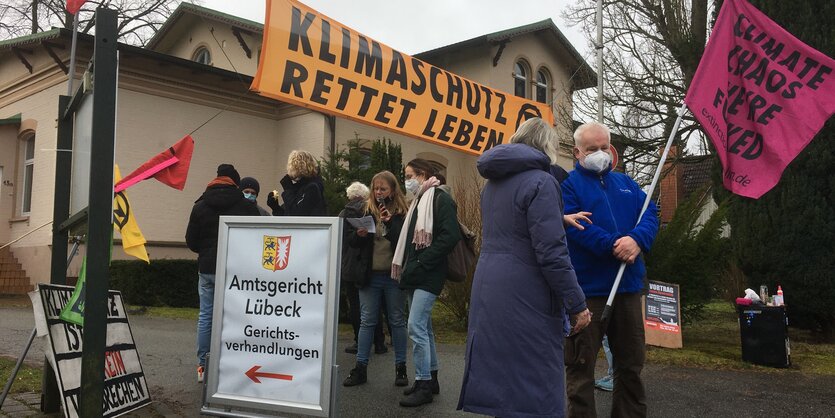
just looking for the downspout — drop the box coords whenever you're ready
[327,115,336,151]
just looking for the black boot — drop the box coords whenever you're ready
[405,371,439,395]
[342,362,367,387]
[403,379,418,396]
[430,370,440,394]
[395,363,408,387]
[400,380,433,407]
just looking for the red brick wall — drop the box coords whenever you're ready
[658,147,681,224]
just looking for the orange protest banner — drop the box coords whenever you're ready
[252,0,555,155]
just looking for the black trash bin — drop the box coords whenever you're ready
[737,305,790,368]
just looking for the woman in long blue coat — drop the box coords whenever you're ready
[458,118,591,418]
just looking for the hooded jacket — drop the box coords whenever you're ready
[458,143,585,418]
[561,162,659,297]
[186,180,260,273]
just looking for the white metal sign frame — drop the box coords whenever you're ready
[203,216,342,417]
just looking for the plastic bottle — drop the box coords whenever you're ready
[775,285,784,306]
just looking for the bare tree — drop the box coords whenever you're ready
[565,0,711,183]
[0,0,186,46]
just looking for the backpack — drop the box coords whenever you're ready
[447,221,477,283]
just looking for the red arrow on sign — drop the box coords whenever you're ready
[245,365,293,383]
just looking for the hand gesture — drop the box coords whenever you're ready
[356,227,368,237]
[563,211,592,230]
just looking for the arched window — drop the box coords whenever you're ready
[535,68,550,104]
[416,152,448,178]
[192,46,211,65]
[21,132,35,214]
[513,60,530,98]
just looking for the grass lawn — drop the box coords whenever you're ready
[647,300,835,375]
[129,300,835,376]
[0,356,43,394]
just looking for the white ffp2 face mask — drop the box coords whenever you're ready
[582,150,612,173]
[404,179,420,195]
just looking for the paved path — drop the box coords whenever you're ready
[2,304,834,417]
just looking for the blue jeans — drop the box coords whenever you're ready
[602,334,613,378]
[407,289,438,380]
[357,273,408,365]
[197,272,215,367]
[603,335,615,379]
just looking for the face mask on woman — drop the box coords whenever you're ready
[243,192,257,202]
[582,150,612,174]
[404,178,420,195]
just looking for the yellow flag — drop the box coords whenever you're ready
[113,164,149,263]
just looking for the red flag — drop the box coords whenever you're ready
[114,135,195,193]
[66,0,87,14]
[684,0,835,199]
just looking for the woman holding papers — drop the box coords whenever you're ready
[343,171,410,389]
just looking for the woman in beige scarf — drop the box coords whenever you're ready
[394,159,462,407]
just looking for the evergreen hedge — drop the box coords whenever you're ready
[713,0,835,340]
[109,259,199,308]
[646,188,730,323]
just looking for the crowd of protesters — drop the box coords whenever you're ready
[185,118,657,416]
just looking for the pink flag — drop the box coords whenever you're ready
[114,135,194,193]
[684,0,835,199]
[66,0,87,15]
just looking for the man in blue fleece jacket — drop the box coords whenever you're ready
[562,122,658,418]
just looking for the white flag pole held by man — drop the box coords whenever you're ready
[600,102,687,324]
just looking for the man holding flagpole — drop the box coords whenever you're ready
[562,122,658,418]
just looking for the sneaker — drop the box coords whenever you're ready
[594,376,613,392]
[345,342,358,354]
[197,366,205,383]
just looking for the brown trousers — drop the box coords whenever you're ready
[565,294,647,418]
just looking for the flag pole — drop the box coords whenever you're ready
[600,101,688,324]
[67,12,80,95]
[596,0,604,122]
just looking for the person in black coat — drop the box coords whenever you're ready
[267,150,327,216]
[185,164,260,382]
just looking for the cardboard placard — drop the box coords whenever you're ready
[31,284,151,417]
[643,280,683,349]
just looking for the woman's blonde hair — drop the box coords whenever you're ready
[286,150,318,179]
[509,117,559,163]
[367,171,408,218]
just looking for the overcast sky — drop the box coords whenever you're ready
[199,0,592,58]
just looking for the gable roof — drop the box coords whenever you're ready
[0,28,63,50]
[415,19,597,91]
[0,27,257,87]
[146,2,263,50]
[146,5,596,90]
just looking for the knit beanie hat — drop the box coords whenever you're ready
[239,177,260,195]
[217,164,241,185]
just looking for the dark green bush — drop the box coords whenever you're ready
[109,259,198,308]
[646,187,730,323]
